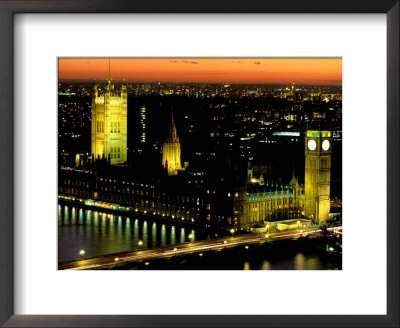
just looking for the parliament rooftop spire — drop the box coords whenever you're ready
[91,63,127,165]
[162,111,183,176]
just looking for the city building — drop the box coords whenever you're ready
[140,106,146,144]
[60,81,335,232]
[304,113,332,224]
[235,175,305,229]
[91,78,127,165]
[60,112,332,231]
[162,114,184,176]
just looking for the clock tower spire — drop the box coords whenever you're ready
[304,112,332,224]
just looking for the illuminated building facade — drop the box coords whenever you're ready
[58,166,306,232]
[91,79,127,165]
[61,106,332,231]
[58,168,206,224]
[162,114,183,176]
[304,113,332,224]
[238,177,304,228]
[140,106,146,144]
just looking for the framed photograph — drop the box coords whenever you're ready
[0,1,398,327]
[57,57,343,271]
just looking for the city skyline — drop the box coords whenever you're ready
[58,58,342,85]
[58,57,342,270]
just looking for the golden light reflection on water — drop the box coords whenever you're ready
[152,222,157,248]
[295,253,305,270]
[86,210,91,224]
[59,204,209,263]
[180,227,185,244]
[125,218,131,242]
[116,216,121,240]
[133,219,139,244]
[261,261,270,270]
[170,226,176,245]
[78,208,83,224]
[71,207,76,224]
[304,257,320,270]
[295,253,320,270]
[161,224,167,247]
[142,221,148,248]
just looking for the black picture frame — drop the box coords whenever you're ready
[0,1,398,327]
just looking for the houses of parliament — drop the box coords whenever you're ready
[59,79,333,232]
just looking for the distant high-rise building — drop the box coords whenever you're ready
[162,114,182,176]
[304,113,331,224]
[91,78,127,165]
[140,106,146,144]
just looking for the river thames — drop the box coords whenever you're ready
[58,204,341,270]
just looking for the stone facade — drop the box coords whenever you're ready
[304,114,332,224]
[91,79,127,165]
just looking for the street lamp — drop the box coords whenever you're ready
[188,234,193,242]
[230,228,235,237]
[79,249,85,257]
[138,240,143,249]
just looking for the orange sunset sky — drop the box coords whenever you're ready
[58,58,342,85]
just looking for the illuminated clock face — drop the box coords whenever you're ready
[308,139,316,150]
[322,139,330,151]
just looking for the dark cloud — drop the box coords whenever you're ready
[169,60,179,63]
[253,61,261,65]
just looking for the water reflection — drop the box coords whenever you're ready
[133,219,139,245]
[161,225,166,247]
[86,210,91,225]
[125,218,131,243]
[58,205,62,223]
[58,204,208,263]
[180,227,185,244]
[151,222,157,248]
[170,226,176,245]
[59,205,340,270]
[294,253,305,270]
[142,221,148,248]
[64,206,69,221]
[117,216,122,239]
[260,261,270,270]
[71,207,76,224]
[78,208,83,225]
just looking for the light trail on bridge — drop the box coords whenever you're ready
[61,225,341,270]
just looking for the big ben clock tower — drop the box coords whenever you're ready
[304,113,332,224]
